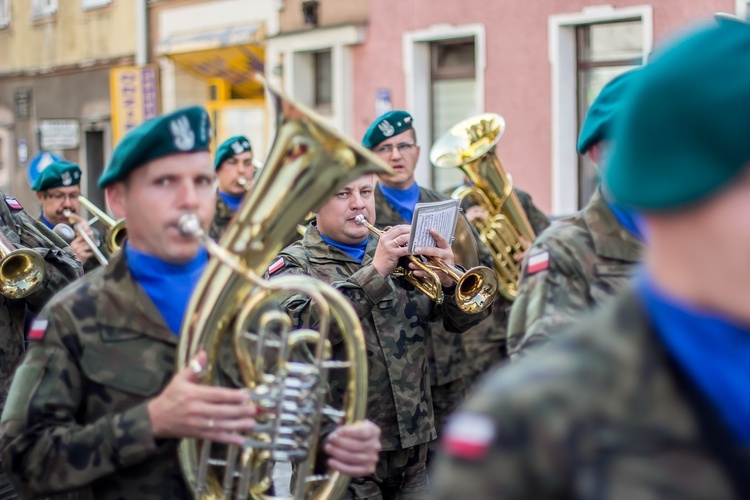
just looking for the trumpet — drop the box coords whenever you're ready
[77,196,127,254]
[354,215,498,314]
[59,209,108,266]
[0,229,45,299]
[236,177,253,191]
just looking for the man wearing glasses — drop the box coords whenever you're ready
[32,160,100,271]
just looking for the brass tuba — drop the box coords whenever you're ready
[177,75,392,499]
[430,113,536,301]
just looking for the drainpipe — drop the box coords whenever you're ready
[135,0,148,66]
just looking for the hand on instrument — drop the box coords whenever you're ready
[325,420,381,477]
[412,229,456,288]
[69,235,94,265]
[372,224,411,278]
[514,236,532,263]
[466,205,489,224]
[147,350,257,446]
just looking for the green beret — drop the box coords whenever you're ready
[577,68,640,155]
[99,106,211,188]
[362,110,414,148]
[606,19,750,211]
[214,135,252,170]
[31,160,81,191]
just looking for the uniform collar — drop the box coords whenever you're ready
[301,223,378,265]
[585,188,643,262]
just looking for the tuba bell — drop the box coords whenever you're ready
[177,75,392,499]
[430,113,535,301]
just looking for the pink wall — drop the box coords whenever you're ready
[352,0,733,213]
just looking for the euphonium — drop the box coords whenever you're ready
[430,113,536,300]
[177,75,392,500]
[60,209,109,266]
[0,230,45,299]
[354,215,497,314]
[77,195,127,254]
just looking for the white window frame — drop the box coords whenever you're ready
[31,0,58,18]
[548,5,652,215]
[736,0,749,18]
[82,0,112,11]
[403,24,486,188]
[0,0,9,29]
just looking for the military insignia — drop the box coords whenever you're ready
[28,318,49,341]
[61,170,72,186]
[268,257,285,275]
[378,120,395,137]
[526,251,550,275]
[170,115,196,151]
[231,141,244,154]
[443,412,495,460]
[404,116,412,124]
[4,197,22,210]
[241,140,250,149]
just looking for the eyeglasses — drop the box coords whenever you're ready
[46,192,80,202]
[373,142,417,156]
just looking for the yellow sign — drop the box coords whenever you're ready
[110,65,160,145]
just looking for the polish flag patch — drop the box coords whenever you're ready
[442,412,496,461]
[4,197,22,210]
[28,318,49,341]
[268,257,285,275]
[526,251,550,275]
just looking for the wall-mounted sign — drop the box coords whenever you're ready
[17,139,28,164]
[39,120,80,150]
[376,88,393,117]
[110,65,159,145]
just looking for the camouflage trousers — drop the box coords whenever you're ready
[462,304,510,385]
[427,376,468,467]
[344,444,428,499]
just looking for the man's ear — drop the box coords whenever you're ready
[105,183,126,220]
[35,191,44,204]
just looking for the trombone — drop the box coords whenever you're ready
[0,230,45,299]
[60,209,109,266]
[354,215,498,314]
[77,196,127,254]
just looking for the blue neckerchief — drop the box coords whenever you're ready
[606,200,647,241]
[378,182,420,223]
[218,190,244,212]
[41,213,54,230]
[319,231,368,263]
[637,274,750,445]
[125,243,208,335]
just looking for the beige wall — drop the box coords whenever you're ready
[0,0,136,74]
[279,0,367,32]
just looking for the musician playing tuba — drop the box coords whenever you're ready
[0,106,381,499]
[32,160,104,273]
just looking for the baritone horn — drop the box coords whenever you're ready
[0,230,45,299]
[177,75,392,500]
[430,113,535,300]
[354,215,498,314]
[77,196,127,254]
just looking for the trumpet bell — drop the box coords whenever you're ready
[107,220,127,254]
[0,248,45,299]
[455,266,499,314]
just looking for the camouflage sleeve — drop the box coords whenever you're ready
[0,308,158,497]
[506,242,589,358]
[515,188,551,236]
[435,286,493,334]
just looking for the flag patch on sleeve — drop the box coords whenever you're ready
[442,412,496,461]
[526,251,550,275]
[28,318,49,341]
[4,197,23,210]
[268,257,285,275]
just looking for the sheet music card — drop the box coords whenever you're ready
[407,199,460,253]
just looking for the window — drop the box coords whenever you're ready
[31,0,58,18]
[575,20,642,207]
[0,0,9,28]
[313,50,332,110]
[82,0,112,10]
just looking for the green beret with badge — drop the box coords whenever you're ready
[99,106,212,188]
[605,18,750,211]
[214,135,252,170]
[31,160,82,191]
[577,68,640,155]
[362,110,414,149]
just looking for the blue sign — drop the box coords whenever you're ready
[27,151,63,187]
[376,88,393,117]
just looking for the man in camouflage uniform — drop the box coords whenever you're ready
[0,192,82,499]
[271,173,489,498]
[0,107,381,499]
[433,18,750,499]
[32,159,102,273]
[210,135,256,240]
[362,110,545,463]
[507,68,643,358]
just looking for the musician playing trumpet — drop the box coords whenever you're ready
[210,135,256,240]
[32,160,101,272]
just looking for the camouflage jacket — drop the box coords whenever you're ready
[271,225,488,451]
[0,194,82,413]
[38,216,101,274]
[209,193,235,241]
[374,184,495,385]
[0,250,189,499]
[507,189,643,357]
[432,286,750,500]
